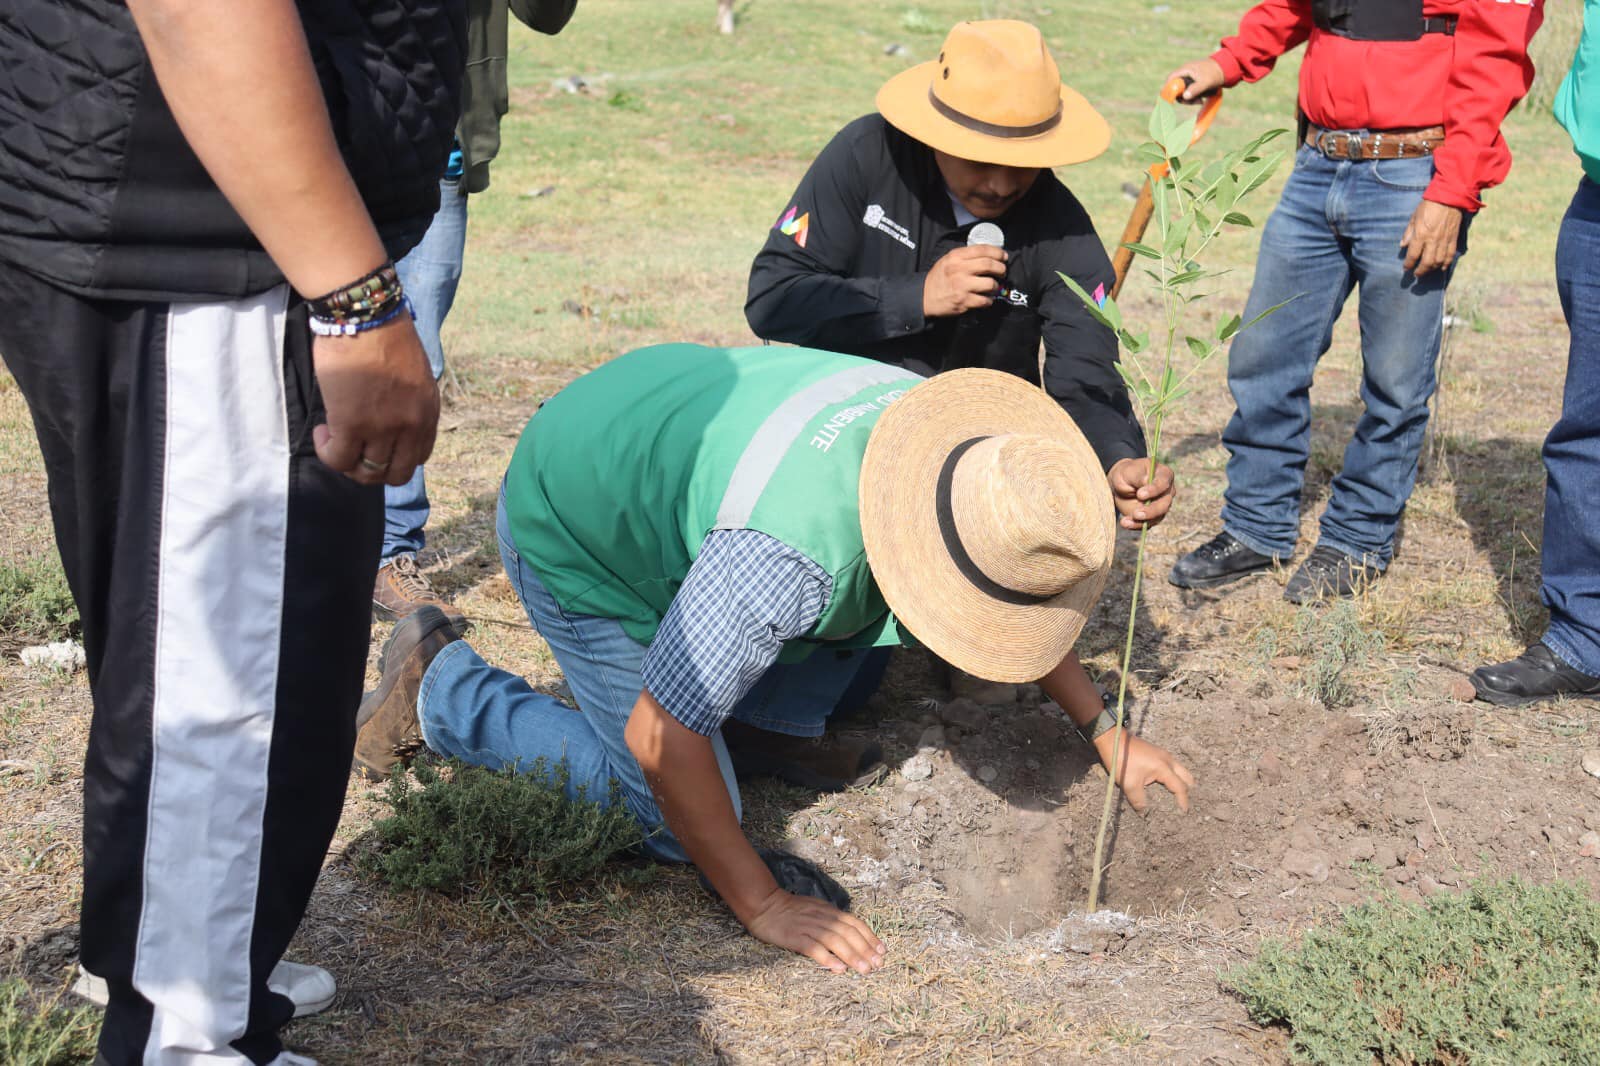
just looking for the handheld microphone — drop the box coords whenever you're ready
[968,222,1005,250]
[967,222,1019,304]
[945,223,1008,372]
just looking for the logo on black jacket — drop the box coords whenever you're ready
[862,204,916,251]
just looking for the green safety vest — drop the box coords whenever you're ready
[502,343,922,656]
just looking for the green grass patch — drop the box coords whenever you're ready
[1254,598,1386,708]
[1224,880,1600,1066]
[0,979,98,1066]
[361,759,643,897]
[0,556,78,646]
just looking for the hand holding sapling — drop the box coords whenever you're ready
[1108,458,1176,529]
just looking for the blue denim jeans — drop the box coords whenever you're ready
[1220,144,1465,568]
[416,488,883,861]
[1541,178,1600,677]
[383,177,468,561]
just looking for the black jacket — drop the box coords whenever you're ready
[746,114,1145,470]
[0,0,465,301]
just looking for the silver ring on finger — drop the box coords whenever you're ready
[359,456,391,474]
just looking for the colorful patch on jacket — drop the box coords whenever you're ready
[776,205,810,248]
[1092,282,1107,307]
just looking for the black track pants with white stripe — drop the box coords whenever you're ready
[0,260,382,1065]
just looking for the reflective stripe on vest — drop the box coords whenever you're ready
[715,363,921,529]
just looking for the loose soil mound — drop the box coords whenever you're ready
[783,650,1600,947]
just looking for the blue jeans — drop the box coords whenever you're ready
[383,177,468,561]
[1220,144,1465,568]
[416,489,882,861]
[1541,178,1600,677]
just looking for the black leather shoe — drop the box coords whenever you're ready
[1472,643,1600,707]
[1284,543,1381,603]
[1168,530,1279,589]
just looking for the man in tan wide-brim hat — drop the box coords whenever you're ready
[352,343,1194,980]
[747,19,1174,541]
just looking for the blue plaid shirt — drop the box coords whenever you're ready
[640,529,832,736]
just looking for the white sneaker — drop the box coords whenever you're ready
[72,960,337,1018]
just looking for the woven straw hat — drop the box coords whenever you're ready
[859,369,1116,683]
[875,20,1110,169]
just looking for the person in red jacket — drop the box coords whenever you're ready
[1165,0,1544,602]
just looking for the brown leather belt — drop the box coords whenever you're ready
[1305,126,1445,161]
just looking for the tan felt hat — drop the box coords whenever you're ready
[859,369,1116,684]
[876,20,1110,169]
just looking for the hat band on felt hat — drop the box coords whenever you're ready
[927,90,1063,141]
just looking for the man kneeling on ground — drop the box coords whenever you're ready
[354,343,1194,974]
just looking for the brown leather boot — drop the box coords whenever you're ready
[353,606,462,781]
[373,553,465,626]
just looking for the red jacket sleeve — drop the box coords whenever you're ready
[1211,0,1314,85]
[1427,0,1544,212]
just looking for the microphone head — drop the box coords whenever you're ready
[967,222,1005,249]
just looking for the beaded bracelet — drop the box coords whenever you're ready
[306,261,404,324]
[309,296,415,337]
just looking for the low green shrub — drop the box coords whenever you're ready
[0,979,98,1066]
[0,556,79,645]
[1223,879,1600,1065]
[361,759,643,897]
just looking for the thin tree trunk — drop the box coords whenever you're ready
[716,0,734,34]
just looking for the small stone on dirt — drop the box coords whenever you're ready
[1281,849,1331,883]
[1046,912,1134,955]
[1448,676,1478,703]
[1582,751,1600,780]
[939,697,992,731]
[977,765,998,784]
[1257,751,1285,784]
[916,725,946,751]
[899,753,933,782]
[1415,828,1435,853]
[1374,844,1400,869]
[1579,831,1600,858]
[1348,837,1376,862]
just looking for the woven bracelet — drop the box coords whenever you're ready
[306,260,404,323]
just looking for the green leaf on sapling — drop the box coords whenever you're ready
[1217,312,1243,342]
[1160,114,1197,161]
[1135,142,1168,166]
[1058,272,1122,331]
[1185,335,1211,359]
[1147,100,1174,147]
[1117,329,1150,355]
[1223,212,1254,227]
[1122,241,1161,260]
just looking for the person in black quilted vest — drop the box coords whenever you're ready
[0,2,464,1063]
